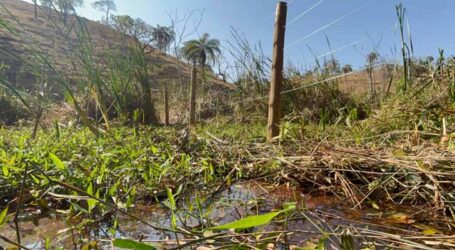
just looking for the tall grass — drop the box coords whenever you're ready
[0,2,160,133]
[0,3,101,134]
[396,3,413,92]
[227,28,270,97]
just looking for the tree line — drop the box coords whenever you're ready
[32,0,221,69]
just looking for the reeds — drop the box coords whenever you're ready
[396,3,414,92]
[0,2,161,133]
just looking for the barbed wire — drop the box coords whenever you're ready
[202,63,387,112]
[301,36,368,68]
[281,63,386,94]
[212,36,368,97]
[288,0,377,48]
[248,0,318,36]
[287,0,326,27]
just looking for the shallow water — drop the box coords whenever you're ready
[0,182,450,249]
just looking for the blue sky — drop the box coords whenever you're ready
[23,0,455,72]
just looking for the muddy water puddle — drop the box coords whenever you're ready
[0,182,449,249]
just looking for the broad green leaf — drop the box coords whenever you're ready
[87,197,98,212]
[341,229,355,250]
[2,164,9,177]
[166,187,176,210]
[113,239,156,250]
[87,183,99,212]
[108,181,120,196]
[87,182,94,195]
[45,237,52,250]
[0,207,8,226]
[49,153,66,171]
[166,187,177,229]
[211,205,295,230]
[317,234,329,250]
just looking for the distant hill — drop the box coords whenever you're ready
[0,0,233,93]
[338,64,399,96]
[286,64,399,98]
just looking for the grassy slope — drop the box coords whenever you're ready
[0,0,233,91]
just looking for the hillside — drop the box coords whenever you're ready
[338,64,398,96]
[0,0,233,92]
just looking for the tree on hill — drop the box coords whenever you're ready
[92,0,117,25]
[129,18,154,50]
[111,15,155,52]
[39,0,84,24]
[151,25,175,54]
[111,14,135,34]
[32,0,38,19]
[39,0,54,18]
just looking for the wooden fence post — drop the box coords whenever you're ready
[164,83,169,126]
[267,1,287,142]
[189,65,197,125]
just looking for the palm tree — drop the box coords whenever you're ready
[151,25,175,54]
[342,64,353,81]
[437,49,445,78]
[367,52,379,66]
[181,33,221,68]
[182,33,221,89]
[324,57,340,75]
[366,52,379,99]
[181,33,220,124]
[342,64,353,74]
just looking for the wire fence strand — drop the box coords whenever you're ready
[287,0,326,27]
[288,0,376,48]
[202,63,387,113]
[301,37,368,67]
